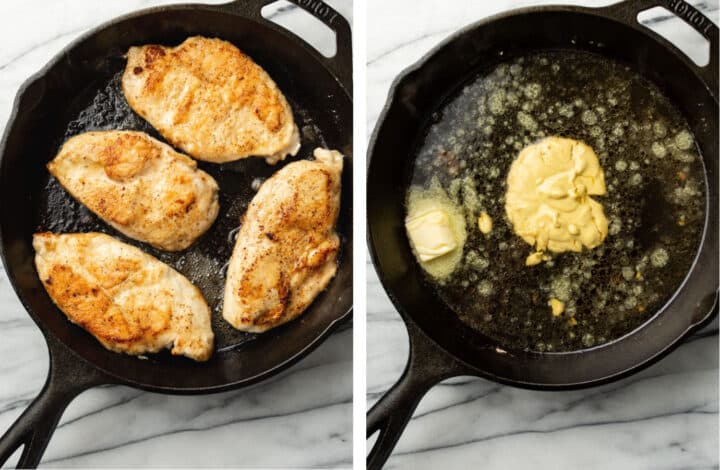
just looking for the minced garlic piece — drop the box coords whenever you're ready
[549,298,565,316]
[505,137,609,258]
[478,211,493,234]
[525,251,544,266]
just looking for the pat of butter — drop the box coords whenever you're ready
[405,210,458,262]
[406,179,466,278]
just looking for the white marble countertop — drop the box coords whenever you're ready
[366,1,719,469]
[0,1,352,468]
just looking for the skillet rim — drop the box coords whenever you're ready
[0,1,353,394]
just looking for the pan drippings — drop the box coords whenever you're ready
[407,50,706,352]
[36,68,330,357]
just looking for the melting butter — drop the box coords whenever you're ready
[406,178,466,278]
[406,210,457,261]
[505,137,609,259]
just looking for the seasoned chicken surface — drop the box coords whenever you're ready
[34,233,214,361]
[223,148,343,332]
[122,36,300,164]
[48,131,219,251]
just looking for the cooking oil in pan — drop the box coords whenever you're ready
[408,50,706,352]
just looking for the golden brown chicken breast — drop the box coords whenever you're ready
[34,232,214,361]
[223,148,343,332]
[122,36,300,164]
[48,131,219,251]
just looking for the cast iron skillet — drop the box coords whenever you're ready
[0,0,352,467]
[366,0,717,468]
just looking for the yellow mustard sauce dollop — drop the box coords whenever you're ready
[505,137,609,265]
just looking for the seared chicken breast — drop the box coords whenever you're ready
[34,233,214,361]
[122,36,300,164]
[48,131,219,251]
[223,148,343,332]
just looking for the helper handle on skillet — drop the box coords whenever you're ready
[367,320,476,470]
[601,0,719,99]
[0,335,112,468]
[602,0,719,326]
[218,0,352,92]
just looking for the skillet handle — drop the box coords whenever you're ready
[601,0,718,98]
[367,321,476,470]
[0,335,111,468]
[217,0,352,93]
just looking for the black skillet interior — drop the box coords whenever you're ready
[0,2,353,392]
[368,0,717,390]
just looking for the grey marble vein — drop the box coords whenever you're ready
[0,1,352,468]
[366,1,719,468]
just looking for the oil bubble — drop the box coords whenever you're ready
[581,109,598,125]
[653,121,667,138]
[650,248,669,267]
[488,92,505,115]
[478,280,494,296]
[517,111,538,131]
[651,142,666,158]
[674,130,693,150]
[524,83,542,99]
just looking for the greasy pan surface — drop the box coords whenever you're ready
[0,5,352,392]
[367,6,717,387]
